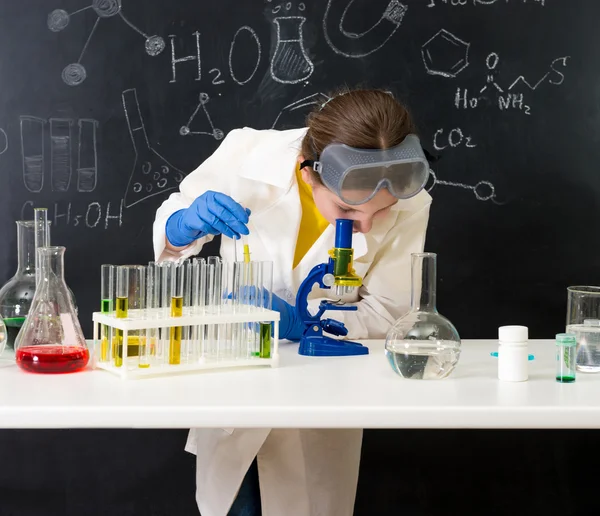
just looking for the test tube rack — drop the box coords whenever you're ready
[92,306,280,380]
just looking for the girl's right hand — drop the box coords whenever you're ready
[166,191,251,247]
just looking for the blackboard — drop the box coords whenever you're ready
[0,0,598,340]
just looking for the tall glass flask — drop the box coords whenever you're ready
[385,253,461,380]
[15,247,89,374]
[0,221,37,349]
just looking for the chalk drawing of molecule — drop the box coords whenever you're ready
[48,0,165,86]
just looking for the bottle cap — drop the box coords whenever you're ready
[498,325,528,342]
[584,319,600,326]
[556,333,576,347]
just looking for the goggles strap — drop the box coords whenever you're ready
[423,148,440,163]
[299,159,315,170]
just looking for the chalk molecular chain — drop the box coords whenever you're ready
[454,53,570,115]
[427,170,499,203]
[323,0,407,58]
[122,88,184,208]
[180,93,224,140]
[421,29,470,78]
[20,116,99,194]
[48,0,165,86]
[427,0,545,7]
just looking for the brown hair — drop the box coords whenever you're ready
[301,88,416,182]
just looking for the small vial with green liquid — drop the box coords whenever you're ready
[556,333,576,383]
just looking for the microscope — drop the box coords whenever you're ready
[295,219,369,357]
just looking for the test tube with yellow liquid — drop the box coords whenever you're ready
[114,265,145,367]
[169,263,185,365]
[114,266,129,368]
[100,265,114,363]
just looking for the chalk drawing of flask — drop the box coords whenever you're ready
[271,16,314,84]
[122,88,184,208]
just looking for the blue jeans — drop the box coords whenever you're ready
[228,458,262,516]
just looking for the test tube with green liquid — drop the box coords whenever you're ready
[251,261,263,357]
[259,261,273,359]
[100,264,114,363]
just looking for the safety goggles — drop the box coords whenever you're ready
[301,134,431,206]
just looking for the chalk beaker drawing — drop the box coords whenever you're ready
[271,16,314,84]
[122,88,184,208]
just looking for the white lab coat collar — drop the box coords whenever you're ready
[239,127,308,190]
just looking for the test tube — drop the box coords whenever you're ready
[169,262,185,365]
[214,259,224,358]
[205,260,217,358]
[260,261,274,359]
[251,261,263,357]
[139,263,155,369]
[195,258,207,361]
[231,261,244,359]
[125,265,146,364]
[161,261,174,364]
[34,208,50,286]
[115,266,129,367]
[100,264,114,363]
[183,260,193,362]
[221,261,235,359]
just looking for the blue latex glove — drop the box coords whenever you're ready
[228,287,305,341]
[166,191,251,247]
[272,293,305,342]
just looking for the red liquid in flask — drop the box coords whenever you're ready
[16,345,89,374]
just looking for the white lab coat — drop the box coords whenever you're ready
[153,127,432,516]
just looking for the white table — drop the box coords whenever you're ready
[0,340,598,429]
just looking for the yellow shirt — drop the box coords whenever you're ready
[293,165,329,269]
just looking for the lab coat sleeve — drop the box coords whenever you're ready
[309,203,431,340]
[152,129,248,262]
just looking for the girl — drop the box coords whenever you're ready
[153,89,432,516]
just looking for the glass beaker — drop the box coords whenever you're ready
[0,221,39,348]
[385,253,461,380]
[566,286,600,373]
[15,247,89,374]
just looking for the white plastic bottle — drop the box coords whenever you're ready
[498,326,529,382]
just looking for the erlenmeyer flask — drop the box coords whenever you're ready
[385,253,461,380]
[15,247,88,374]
